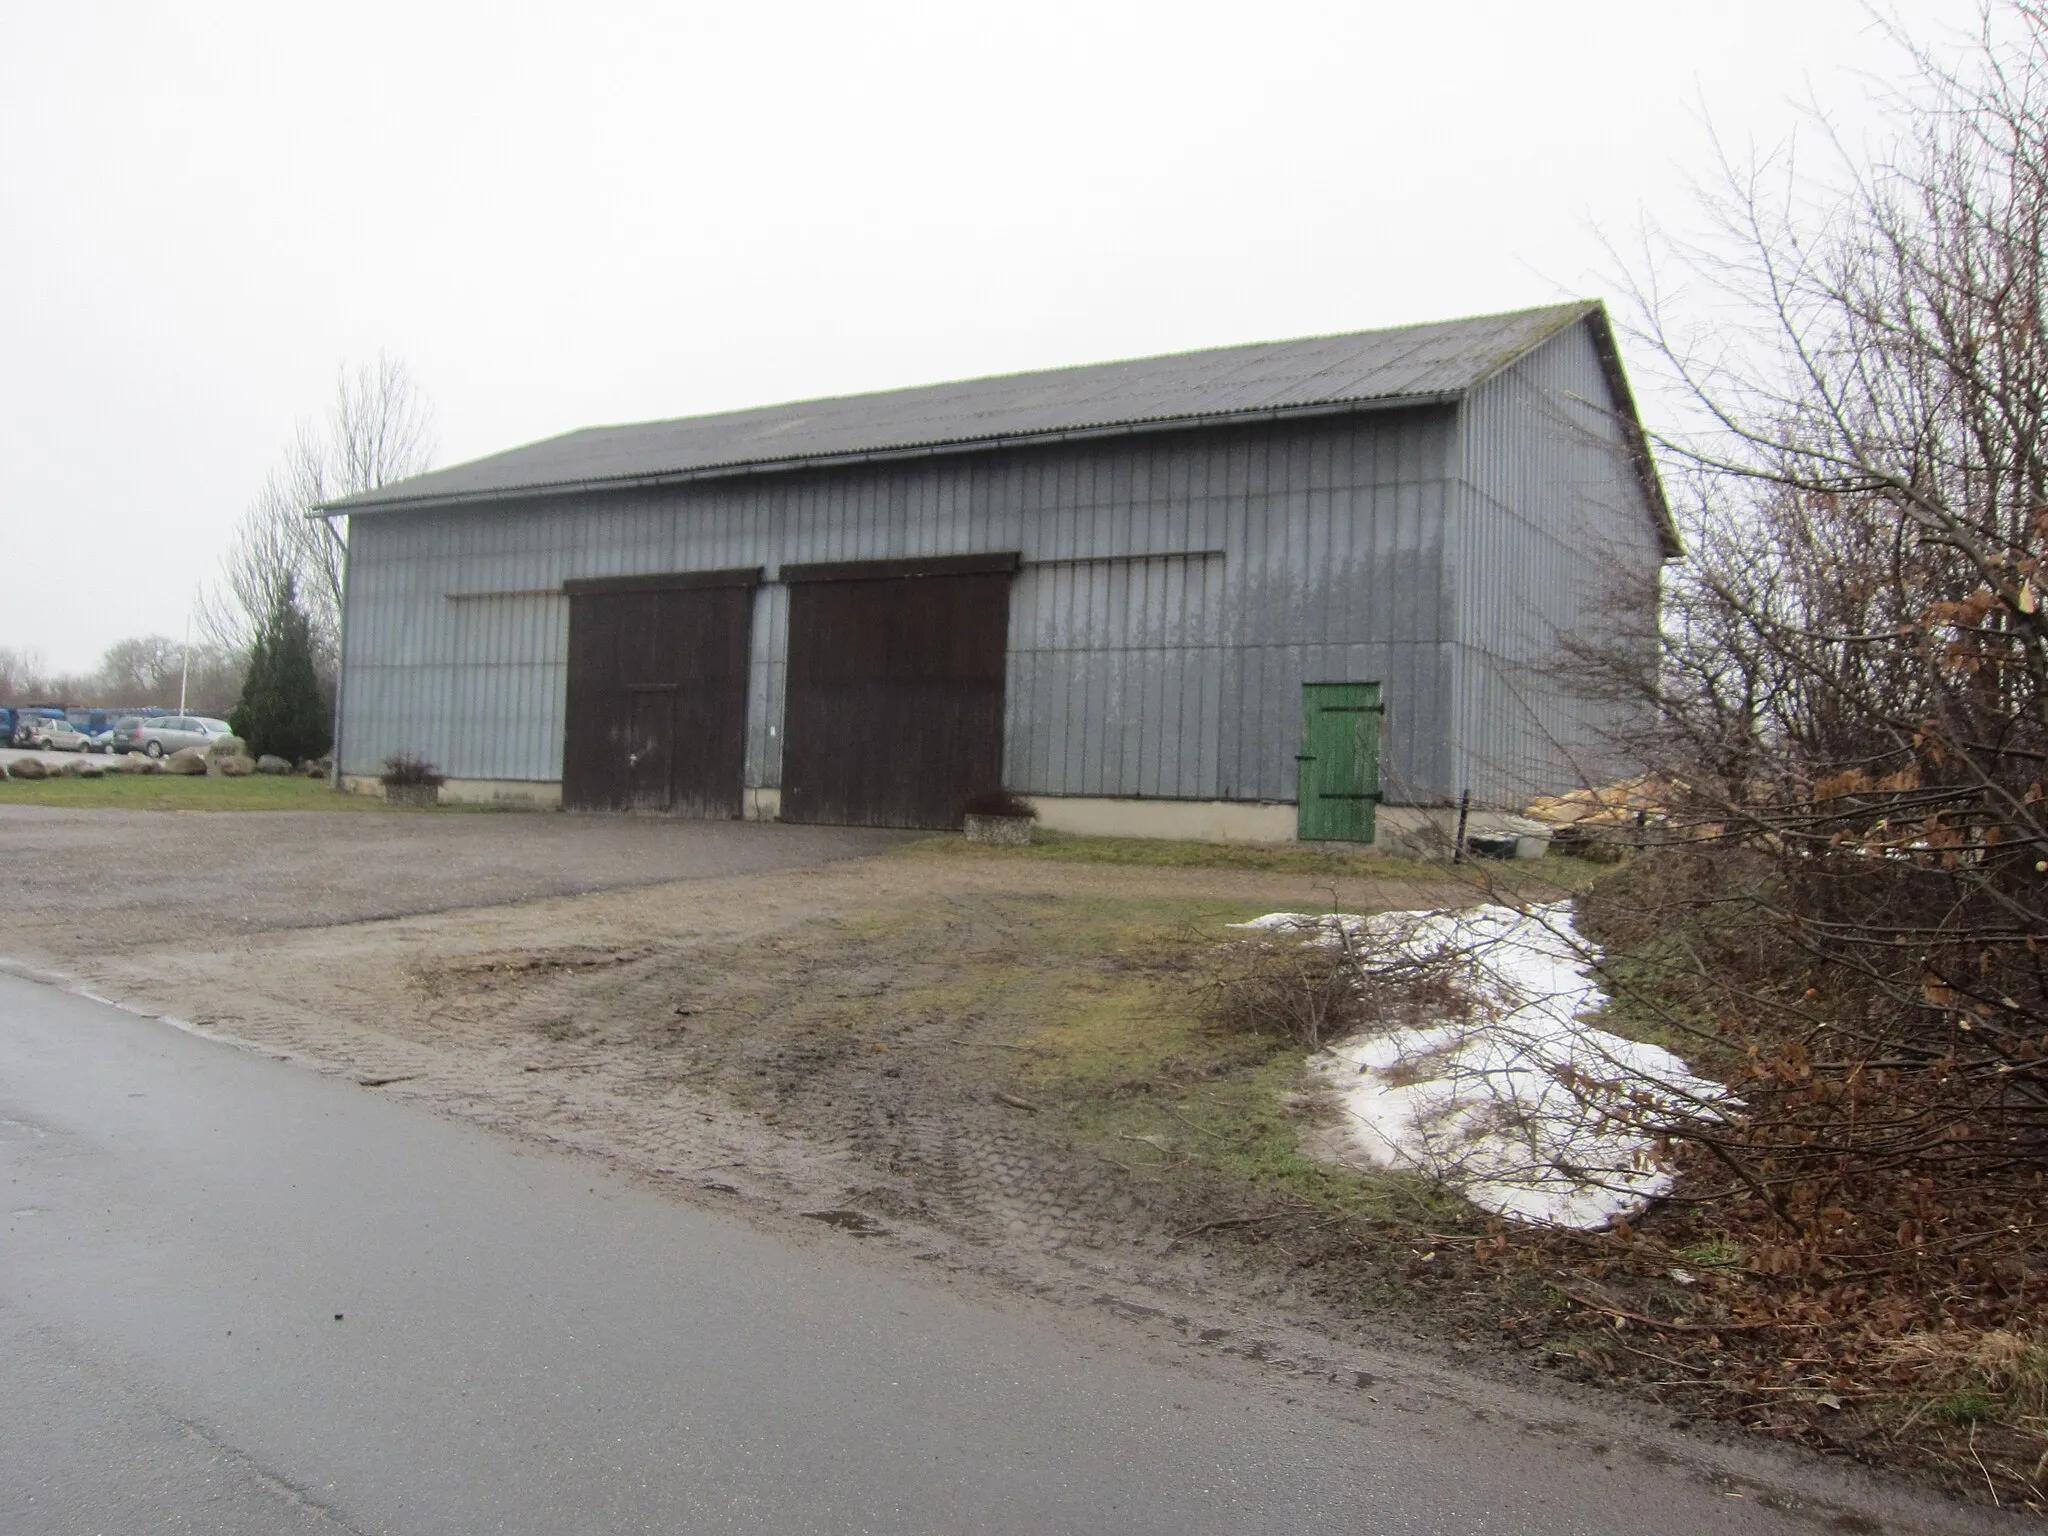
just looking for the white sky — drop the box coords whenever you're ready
[0,0,1977,673]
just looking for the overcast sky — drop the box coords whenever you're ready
[1,0,1977,674]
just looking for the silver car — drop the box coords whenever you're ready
[136,716,235,758]
[26,716,87,751]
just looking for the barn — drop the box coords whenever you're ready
[322,301,1673,847]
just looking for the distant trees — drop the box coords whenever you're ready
[202,354,434,686]
[230,577,331,762]
[0,647,50,702]
[95,635,186,699]
[0,636,242,715]
[1,356,429,723]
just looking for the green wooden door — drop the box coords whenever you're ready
[1297,682,1382,842]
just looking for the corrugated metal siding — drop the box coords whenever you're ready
[1449,323,1662,806]
[1006,554,1226,798]
[339,407,1462,802]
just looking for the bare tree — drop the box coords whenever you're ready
[203,354,434,674]
[95,635,185,699]
[1539,11,2048,1482]
[0,646,52,703]
[1621,0,2048,1078]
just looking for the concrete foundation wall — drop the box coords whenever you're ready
[1025,795,1298,844]
[340,775,562,808]
[330,774,1547,860]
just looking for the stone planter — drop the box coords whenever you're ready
[964,812,1034,846]
[384,783,441,808]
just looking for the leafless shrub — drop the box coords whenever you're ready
[1513,8,2048,1494]
[961,787,1037,818]
[379,752,445,789]
[1590,0,2048,1213]
[1198,917,1477,1052]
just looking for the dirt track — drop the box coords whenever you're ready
[1,806,1428,1261]
[0,806,1994,1531]
[16,824,1424,1260]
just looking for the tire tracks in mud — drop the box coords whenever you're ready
[2,853,2003,1536]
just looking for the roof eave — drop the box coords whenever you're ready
[313,390,1465,517]
[1578,306,1682,561]
[1453,301,1681,561]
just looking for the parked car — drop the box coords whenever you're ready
[134,716,235,758]
[108,716,148,754]
[3,706,69,747]
[25,716,88,751]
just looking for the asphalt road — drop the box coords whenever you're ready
[0,976,1992,1535]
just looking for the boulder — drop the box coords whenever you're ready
[255,754,292,775]
[213,754,257,777]
[74,759,104,779]
[205,734,248,763]
[9,757,47,780]
[165,748,209,775]
[110,754,159,774]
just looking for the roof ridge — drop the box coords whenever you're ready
[321,301,1610,514]
[562,300,1598,438]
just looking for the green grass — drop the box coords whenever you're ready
[900,826,1607,890]
[942,895,1476,1225]
[1937,1391,1995,1425]
[1676,1236,1744,1268]
[901,826,1438,877]
[0,771,513,813]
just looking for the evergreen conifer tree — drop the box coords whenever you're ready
[231,576,332,762]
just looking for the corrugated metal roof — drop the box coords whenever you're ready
[328,302,1599,514]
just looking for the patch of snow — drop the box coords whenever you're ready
[1228,911,1370,939]
[1236,903,1726,1230]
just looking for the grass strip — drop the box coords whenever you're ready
[0,772,525,812]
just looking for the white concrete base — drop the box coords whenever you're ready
[445,778,562,808]
[324,775,1537,858]
[1372,805,1554,859]
[1025,795,1299,844]
[340,775,561,808]
[1020,796,1547,858]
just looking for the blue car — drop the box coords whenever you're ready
[2,706,69,749]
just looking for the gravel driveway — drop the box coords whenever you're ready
[0,805,904,955]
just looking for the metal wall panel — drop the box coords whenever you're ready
[1006,553,1226,799]
[1448,323,1664,806]
[339,403,1469,801]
